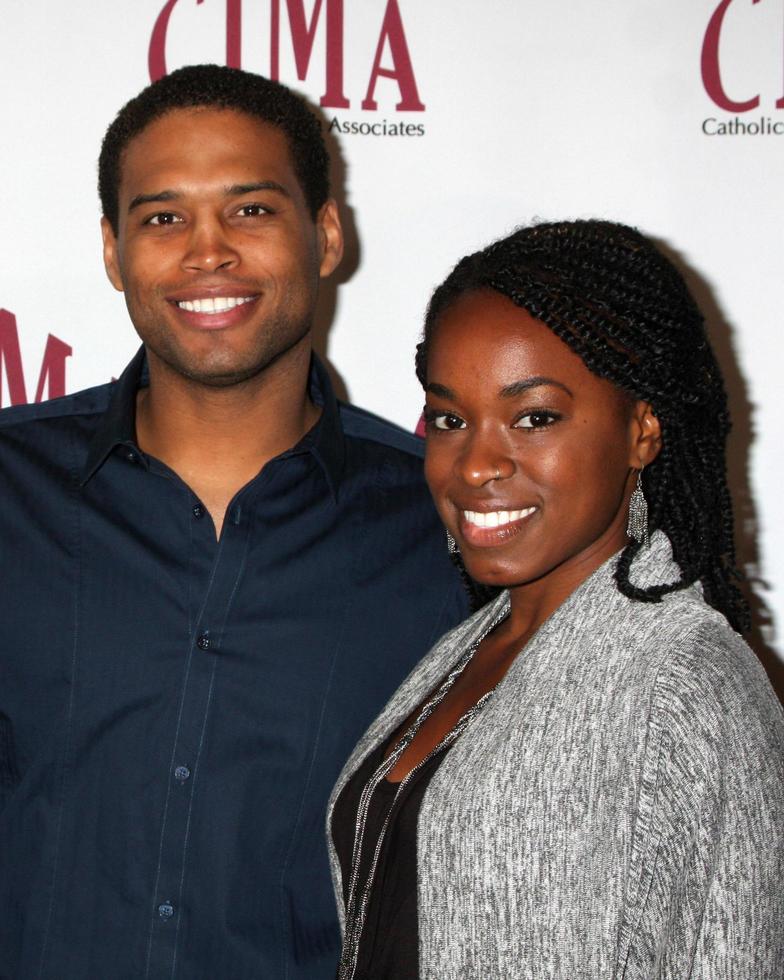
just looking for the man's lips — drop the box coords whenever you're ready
[166,292,260,330]
[458,506,538,546]
[174,295,255,314]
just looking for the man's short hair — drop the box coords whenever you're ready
[98,64,330,232]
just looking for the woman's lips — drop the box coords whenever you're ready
[458,506,538,547]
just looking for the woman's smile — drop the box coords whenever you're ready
[458,505,539,545]
[424,288,653,611]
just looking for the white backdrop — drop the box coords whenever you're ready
[0,1,782,682]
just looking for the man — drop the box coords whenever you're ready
[0,65,467,979]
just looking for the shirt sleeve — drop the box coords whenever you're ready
[619,620,784,980]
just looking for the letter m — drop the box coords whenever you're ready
[270,0,350,108]
[0,309,73,407]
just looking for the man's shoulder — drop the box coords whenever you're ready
[0,380,115,432]
[338,401,424,461]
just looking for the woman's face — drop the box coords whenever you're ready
[424,289,659,601]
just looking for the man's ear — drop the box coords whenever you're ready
[315,199,344,279]
[629,401,662,468]
[101,216,125,293]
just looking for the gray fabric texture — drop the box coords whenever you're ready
[327,533,784,978]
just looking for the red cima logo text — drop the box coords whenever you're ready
[702,0,784,111]
[149,0,424,111]
[0,310,72,407]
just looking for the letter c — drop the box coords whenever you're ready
[701,0,762,112]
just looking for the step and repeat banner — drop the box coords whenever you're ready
[0,1,782,671]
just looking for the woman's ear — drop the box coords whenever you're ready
[629,401,662,468]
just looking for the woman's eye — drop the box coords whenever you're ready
[431,413,466,431]
[145,212,181,226]
[514,411,559,429]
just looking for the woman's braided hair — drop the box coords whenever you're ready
[416,219,749,633]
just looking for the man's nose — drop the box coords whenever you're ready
[181,217,240,273]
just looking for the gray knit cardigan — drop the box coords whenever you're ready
[327,534,784,978]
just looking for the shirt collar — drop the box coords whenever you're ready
[80,347,346,497]
[81,346,147,485]
[301,354,346,501]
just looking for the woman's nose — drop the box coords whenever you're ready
[458,437,515,487]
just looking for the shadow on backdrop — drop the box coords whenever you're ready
[308,100,360,404]
[291,103,784,704]
[656,238,782,705]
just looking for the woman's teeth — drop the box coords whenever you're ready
[463,507,536,528]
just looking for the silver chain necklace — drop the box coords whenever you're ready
[337,606,508,980]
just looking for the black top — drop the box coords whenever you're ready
[332,739,454,979]
[0,349,468,980]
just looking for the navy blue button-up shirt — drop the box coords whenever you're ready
[0,349,467,980]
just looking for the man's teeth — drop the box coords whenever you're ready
[176,296,254,314]
[463,507,536,528]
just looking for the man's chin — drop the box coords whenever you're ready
[143,322,313,390]
[175,360,271,389]
[142,341,270,386]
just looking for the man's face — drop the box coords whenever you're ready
[101,107,342,388]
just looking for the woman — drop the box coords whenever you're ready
[328,220,784,979]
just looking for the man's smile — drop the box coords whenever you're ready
[174,295,256,314]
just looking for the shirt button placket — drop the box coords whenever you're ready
[147,492,247,974]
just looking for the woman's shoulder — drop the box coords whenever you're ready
[536,535,784,749]
[599,581,784,784]
[650,603,782,741]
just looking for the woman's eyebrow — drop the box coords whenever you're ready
[500,376,573,399]
[425,382,455,399]
[426,377,574,400]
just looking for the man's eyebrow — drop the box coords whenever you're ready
[127,190,179,213]
[226,181,291,198]
[500,376,574,399]
[127,181,292,214]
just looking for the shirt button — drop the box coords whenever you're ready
[126,450,138,463]
[158,902,174,919]
[174,765,191,782]
[192,503,204,519]
[196,633,210,651]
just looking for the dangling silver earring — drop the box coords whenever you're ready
[446,530,458,555]
[627,469,649,547]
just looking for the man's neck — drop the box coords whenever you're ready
[135,344,321,537]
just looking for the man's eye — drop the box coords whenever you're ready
[237,204,271,217]
[145,212,181,226]
[514,411,559,429]
[431,413,466,431]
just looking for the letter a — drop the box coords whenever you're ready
[362,0,425,111]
